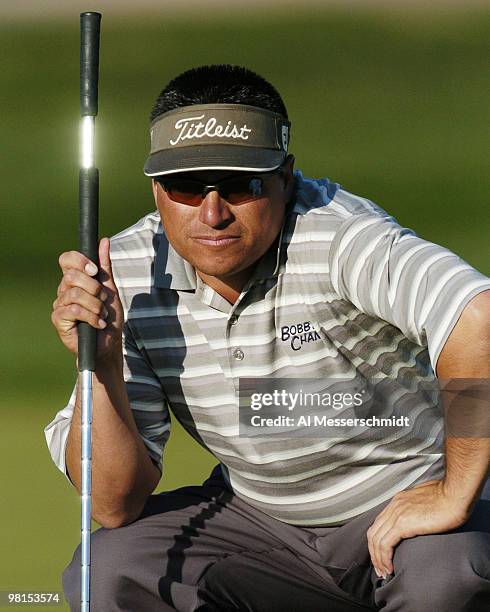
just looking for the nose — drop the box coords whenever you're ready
[198,189,233,228]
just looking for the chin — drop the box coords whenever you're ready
[194,261,243,278]
[190,251,247,276]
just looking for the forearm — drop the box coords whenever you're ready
[435,291,490,512]
[442,436,490,510]
[66,358,161,528]
[442,377,490,509]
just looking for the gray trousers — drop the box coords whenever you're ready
[63,464,490,611]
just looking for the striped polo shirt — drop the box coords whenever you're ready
[45,170,490,526]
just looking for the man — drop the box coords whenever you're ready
[46,64,490,611]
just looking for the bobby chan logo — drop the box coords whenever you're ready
[281,321,322,351]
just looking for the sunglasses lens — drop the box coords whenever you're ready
[163,179,203,206]
[222,177,264,204]
[159,175,266,205]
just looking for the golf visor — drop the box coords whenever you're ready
[144,103,291,176]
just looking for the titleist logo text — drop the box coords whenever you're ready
[169,114,253,146]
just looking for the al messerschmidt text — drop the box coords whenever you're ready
[250,415,411,427]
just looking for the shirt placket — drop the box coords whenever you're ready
[194,274,254,390]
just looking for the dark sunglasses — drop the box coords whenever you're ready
[155,167,284,206]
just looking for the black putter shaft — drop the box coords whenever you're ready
[79,11,101,372]
[79,13,101,612]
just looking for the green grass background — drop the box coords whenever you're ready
[1,6,489,609]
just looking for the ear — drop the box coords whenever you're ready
[152,178,159,203]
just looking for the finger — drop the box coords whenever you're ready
[375,524,401,576]
[367,524,383,578]
[98,237,116,288]
[53,304,107,331]
[58,269,107,299]
[369,522,385,578]
[51,308,76,337]
[367,502,398,577]
[55,287,108,319]
[58,250,98,276]
[369,506,402,577]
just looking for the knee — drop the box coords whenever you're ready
[377,532,490,611]
[62,527,136,612]
[198,557,259,611]
[62,543,82,612]
[198,559,241,609]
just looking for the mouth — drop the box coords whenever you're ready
[191,235,240,247]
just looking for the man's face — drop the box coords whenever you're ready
[152,155,295,281]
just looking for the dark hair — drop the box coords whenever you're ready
[149,64,288,123]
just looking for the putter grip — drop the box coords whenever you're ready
[80,12,101,116]
[78,168,99,372]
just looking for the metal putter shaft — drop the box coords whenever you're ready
[79,11,101,612]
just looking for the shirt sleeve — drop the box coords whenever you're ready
[328,211,490,373]
[44,382,78,481]
[44,321,171,478]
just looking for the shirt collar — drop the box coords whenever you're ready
[249,209,289,282]
[154,233,197,290]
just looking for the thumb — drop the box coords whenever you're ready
[412,479,438,489]
[98,237,116,289]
